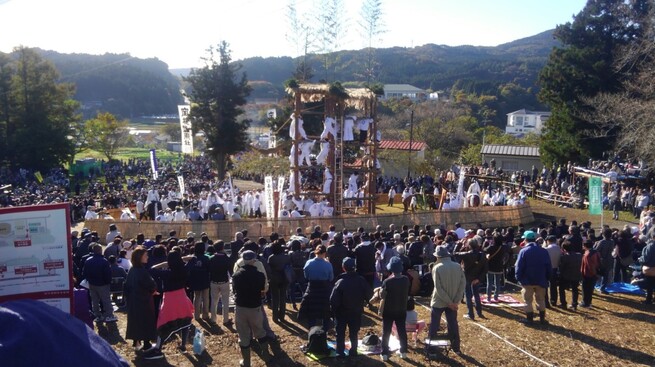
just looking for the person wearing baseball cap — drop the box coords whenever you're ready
[428,245,466,354]
[329,257,372,357]
[515,230,552,325]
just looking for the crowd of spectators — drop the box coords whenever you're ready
[71,214,654,361]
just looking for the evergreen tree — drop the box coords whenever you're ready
[537,0,648,164]
[6,47,78,170]
[185,42,251,180]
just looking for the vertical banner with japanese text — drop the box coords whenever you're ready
[177,175,185,197]
[264,176,275,219]
[178,105,193,154]
[589,176,603,215]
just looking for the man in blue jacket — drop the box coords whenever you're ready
[330,257,372,357]
[82,243,116,323]
[515,231,551,325]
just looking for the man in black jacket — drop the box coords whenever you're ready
[82,243,116,323]
[229,232,245,267]
[354,236,377,288]
[209,241,233,326]
[233,251,270,367]
[327,233,349,278]
[330,258,372,357]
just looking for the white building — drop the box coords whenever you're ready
[505,109,550,136]
[383,84,426,101]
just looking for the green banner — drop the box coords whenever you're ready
[589,176,603,215]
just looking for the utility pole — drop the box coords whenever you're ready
[407,110,414,179]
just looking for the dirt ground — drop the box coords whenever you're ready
[99,200,655,367]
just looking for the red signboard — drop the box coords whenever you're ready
[15,266,38,275]
[43,260,65,270]
[14,239,32,247]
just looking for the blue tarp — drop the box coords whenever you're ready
[596,282,645,295]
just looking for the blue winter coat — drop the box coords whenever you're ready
[515,243,551,288]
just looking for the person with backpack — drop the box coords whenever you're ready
[329,257,372,358]
[581,240,602,308]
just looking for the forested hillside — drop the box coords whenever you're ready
[0,30,557,119]
[236,29,559,96]
[17,49,183,119]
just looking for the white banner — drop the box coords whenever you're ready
[149,149,158,180]
[228,175,235,205]
[277,176,286,192]
[0,203,73,313]
[177,175,185,197]
[178,105,193,154]
[264,176,275,219]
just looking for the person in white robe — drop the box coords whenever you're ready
[348,173,358,193]
[343,116,355,141]
[289,114,307,140]
[320,117,337,140]
[315,139,330,165]
[299,140,315,166]
[308,202,321,217]
[321,202,334,216]
[323,168,333,194]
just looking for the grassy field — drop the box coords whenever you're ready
[74,147,183,163]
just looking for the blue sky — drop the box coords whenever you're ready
[0,0,587,69]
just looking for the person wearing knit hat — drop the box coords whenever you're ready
[379,256,410,361]
[428,245,466,354]
[329,257,372,357]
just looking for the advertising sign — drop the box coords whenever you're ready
[0,203,73,313]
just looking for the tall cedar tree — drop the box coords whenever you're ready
[5,47,78,170]
[537,0,647,165]
[186,42,251,180]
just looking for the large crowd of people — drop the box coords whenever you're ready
[1,151,653,223]
[70,215,655,364]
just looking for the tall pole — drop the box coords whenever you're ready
[407,110,414,180]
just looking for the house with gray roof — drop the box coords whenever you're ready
[481,144,542,172]
[383,84,426,101]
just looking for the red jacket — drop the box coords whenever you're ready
[581,249,601,278]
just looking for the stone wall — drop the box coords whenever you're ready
[84,204,534,242]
